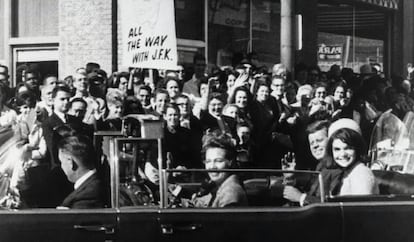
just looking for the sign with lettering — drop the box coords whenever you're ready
[209,0,271,32]
[317,44,343,71]
[318,44,343,61]
[120,0,178,69]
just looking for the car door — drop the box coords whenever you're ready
[117,206,161,242]
[0,208,117,242]
[110,137,163,242]
[341,200,414,242]
[157,204,343,242]
[156,169,344,242]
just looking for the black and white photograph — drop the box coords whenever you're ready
[0,0,413,241]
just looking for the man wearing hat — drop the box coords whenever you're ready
[359,64,376,81]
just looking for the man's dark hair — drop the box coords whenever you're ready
[314,81,328,90]
[58,135,96,170]
[306,120,330,135]
[43,74,58,85]
[69,97,87,109]
[15,91,37,108]
[52,85,72,98]
[208,92,225,104]
[138,85,152,94]
[153,88,169,100]
[164,103,180,114]
[113,72,129,88]
[25,68,39,78]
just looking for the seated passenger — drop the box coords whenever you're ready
[326,120,379,196]
[57,135,106,209]
[283,119,378,205]
[178,132,248,208]
[282,120,330,205]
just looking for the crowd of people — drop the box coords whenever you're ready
[0,54,412,209]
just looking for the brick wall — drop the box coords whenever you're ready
[117,1,125,71]
[59,0,113,78]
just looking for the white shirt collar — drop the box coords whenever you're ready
[74,169,97,190]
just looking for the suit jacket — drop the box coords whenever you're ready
[192,174,248,208]
[42,113,89,168]
[61,173,105,209]
[199,111,237,138]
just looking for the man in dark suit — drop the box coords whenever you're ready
[41,85,87,207]
[58,135,106,209]
[42,86,83,167]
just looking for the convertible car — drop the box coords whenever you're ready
[0,137,414,242]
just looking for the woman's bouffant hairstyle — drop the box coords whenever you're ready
[326,128,366,163]
[202,130,236,163]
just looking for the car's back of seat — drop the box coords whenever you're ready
[373,170,414,195]
[243,177,289,206]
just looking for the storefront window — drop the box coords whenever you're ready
[11,0,58,37]
[317,3,386,73]
[175,0,204,41]
[208,0,280,68]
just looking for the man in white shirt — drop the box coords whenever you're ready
[37,85,54,117]
[72,69,105,126]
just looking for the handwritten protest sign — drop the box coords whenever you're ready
[120,0,178,69]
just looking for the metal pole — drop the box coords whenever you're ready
[344,36,351,68]
[110,138,120,208]
[111,0,118,73]
[5,0,12,85]
[204,0,209,65]
[280,0,294,74]
[352,5,356,71]
[249,0,253,53]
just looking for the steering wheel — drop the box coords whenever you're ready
[119,179,155,206]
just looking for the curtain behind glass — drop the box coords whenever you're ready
[12,0,58,37]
